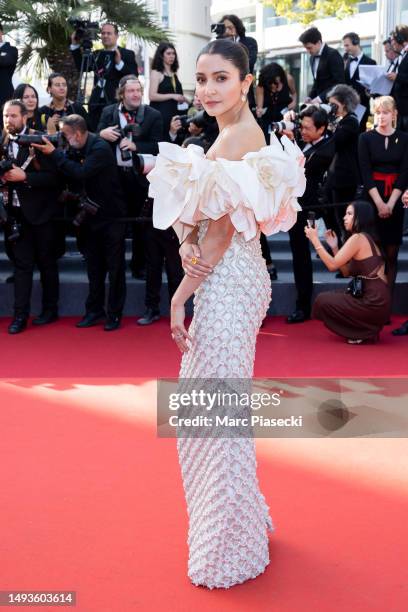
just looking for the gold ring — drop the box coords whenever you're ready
[190,256,198,265]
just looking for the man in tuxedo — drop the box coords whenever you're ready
[299,27,345,103]
[98,75,162,280]
[342,32,376,132]
[1,100,61,334]
[383,38,399,73]
[0,23,18,109]
[388,26,408,132]
[285,105,335,323]
[34,114,127,331]
[70,23,138,130]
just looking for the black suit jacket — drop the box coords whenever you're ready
[309,45,345,102]
[326,113,360,189]
[345,54,376,109]
[0,42,18,107]
[51,133,126,228]
[298,135,335,209]
[71,46,138,107]
[2,135,61,225]
[392,52,408,116]
[240,36,258,73]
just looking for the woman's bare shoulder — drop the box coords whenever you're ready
[215,121,266,161]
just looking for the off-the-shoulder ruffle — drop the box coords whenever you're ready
[147,133,306,242]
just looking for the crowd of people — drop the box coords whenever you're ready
[1,16,408,341]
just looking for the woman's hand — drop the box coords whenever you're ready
[180,242,213,278]
[377,201,391,218]
[170,301,192,353]
[324,229,338,251]
[403,190,408,208]
[173,94,186,103]
[255,107,264,118]
[304,225,319,245]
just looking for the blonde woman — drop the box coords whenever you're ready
[358,95,408,294]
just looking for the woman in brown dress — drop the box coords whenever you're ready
[304,200,391,343]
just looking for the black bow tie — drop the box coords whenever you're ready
[350,57,358,62]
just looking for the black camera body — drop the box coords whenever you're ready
[0,192,22,242]
[69,17,99,50]
[73,195,101,227]
[0,158,13,180]
[211,23,226,38]
[10,133,65,148]
[118,123,142,162]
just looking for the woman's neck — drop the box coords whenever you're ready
[217,102,251,132]
[376,125,394,136]
[163,64,174,75]
[27,110,34,118]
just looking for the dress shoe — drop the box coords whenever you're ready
[286,309,310,324]
[8,316,28,335]
[104,316,121,331]
[76,312,105,328]
[392,320,408,336]
[32,311,59,326]
[137,309,160,326]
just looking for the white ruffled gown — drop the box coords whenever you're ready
[148,136,305,589]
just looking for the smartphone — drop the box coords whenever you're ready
[307,211,316,229]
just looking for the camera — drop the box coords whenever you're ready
[270,119,299,134]
[176,110,213,132]
[0,158,14,179]
[0,192,7,224]
[68,17,99,50]
[10,133,65,148]
[118,123,142,162]
[211,23,226,38]
[73,195,101,227]
[133,154,156,176]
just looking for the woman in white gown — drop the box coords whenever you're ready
[148,39,305,589]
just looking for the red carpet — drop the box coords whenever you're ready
[1,316,408,611]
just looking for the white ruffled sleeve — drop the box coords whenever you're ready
[147,134,306,242]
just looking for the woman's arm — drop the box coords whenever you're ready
[305,227,361,272]
[148,70,176,102]
[287,74,297,110]
[173,215,235,305]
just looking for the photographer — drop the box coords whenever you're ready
[38,73,90,132]
[324,84,361,243]
[34,114,127,331]
[0,23,18,109]
[168,111,218,151]
[282,105,336,324]
[70,23,138,130]
[98,75,162,279]
[1,100,62,334]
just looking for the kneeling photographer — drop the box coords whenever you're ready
[33,114,127,331]
[98,75,162,279]
[280,105,336,324]
[0,100,62,334]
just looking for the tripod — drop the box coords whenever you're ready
[76,44,95,106]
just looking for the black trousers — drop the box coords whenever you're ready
[145,225,183,310]
[289,210,313,316]
[260,233,272,265]
[83,221,126,317]
[119,168,147,274]
[10,218,59,318]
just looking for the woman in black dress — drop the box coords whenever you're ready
[305,200,390,344]
[38,72,89,132]
[149,42,187,140]
[13,83,42,131]
[255,62,297,141]
[358,95,408,293]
